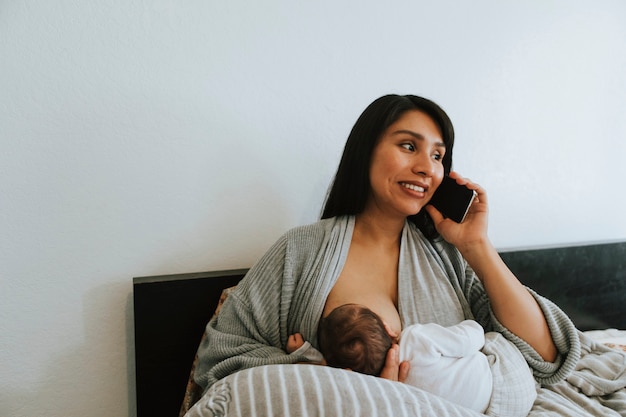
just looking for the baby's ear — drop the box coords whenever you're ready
[383,321,399,341]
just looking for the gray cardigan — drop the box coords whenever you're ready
[194,216,581,390]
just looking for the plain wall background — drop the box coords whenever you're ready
[1,1,625,416]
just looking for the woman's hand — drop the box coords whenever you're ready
[425,172,489,251]
[379,344,410,382]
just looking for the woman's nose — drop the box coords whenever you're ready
[411,154,436,176]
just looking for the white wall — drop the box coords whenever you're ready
[1,1,625,416]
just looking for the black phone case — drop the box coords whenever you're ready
[429,176,476,223]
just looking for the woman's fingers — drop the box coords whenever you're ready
[449,172,486,205]
[398,360,410,383]
[379,344,400,381]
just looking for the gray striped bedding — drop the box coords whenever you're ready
[184,364,483,417]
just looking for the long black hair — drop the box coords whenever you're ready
[321,94,455,239]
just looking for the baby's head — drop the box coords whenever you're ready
[318,303,393,376]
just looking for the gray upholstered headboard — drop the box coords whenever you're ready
[499,240,626,330]
[132,240,626,417]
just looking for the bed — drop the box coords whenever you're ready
[133,240,626,417]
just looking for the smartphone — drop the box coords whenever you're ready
[429,176,477,223]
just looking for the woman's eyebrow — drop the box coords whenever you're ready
[393,129,446,148]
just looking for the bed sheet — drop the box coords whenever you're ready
[584,329,626,352]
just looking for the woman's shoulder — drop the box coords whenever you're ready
[283,216,353,244]
[275,216,353,269]
[249,216,352,268]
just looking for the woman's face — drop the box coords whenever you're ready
[365,110,446,219]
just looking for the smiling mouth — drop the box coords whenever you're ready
[401,182,425,193]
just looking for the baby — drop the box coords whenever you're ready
[287,303,537,417]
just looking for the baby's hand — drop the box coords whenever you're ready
[287,333,305,353]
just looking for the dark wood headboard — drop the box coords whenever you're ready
[132,240,626,417]
[133,269,247,417]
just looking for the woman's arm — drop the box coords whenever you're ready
[194,235,306,390]
[194,288,301,390]
[426,173,557,362]
[458,239,557,361]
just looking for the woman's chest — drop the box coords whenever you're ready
[323,250,402,336]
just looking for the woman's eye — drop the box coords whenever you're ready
[432,152,443,161]
[401,143,415,151]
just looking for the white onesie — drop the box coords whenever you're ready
[399,319,492,413]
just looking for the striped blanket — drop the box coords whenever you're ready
[185,364,484,417]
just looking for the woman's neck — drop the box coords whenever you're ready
[353,211,405,247]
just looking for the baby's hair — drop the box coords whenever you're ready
[318,304,393,376]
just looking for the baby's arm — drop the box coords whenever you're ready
[287,333,305,354]
[424,320,485,358]
[401,320,485,363]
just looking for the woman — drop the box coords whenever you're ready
[193,95,624,415]
[319,94,557,379]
